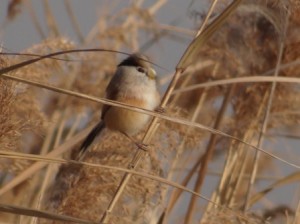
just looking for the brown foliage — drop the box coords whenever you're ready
[0,0,299,223]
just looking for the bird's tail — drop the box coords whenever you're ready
[77,121,105,161]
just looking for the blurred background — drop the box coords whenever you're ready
[0,0,206,70]
[0,0,299,224]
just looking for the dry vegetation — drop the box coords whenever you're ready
[0,0,300,223]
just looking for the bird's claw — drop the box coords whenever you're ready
[155,106,165,114]
[135,142,149,151]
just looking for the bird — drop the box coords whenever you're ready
[77,53,160,160]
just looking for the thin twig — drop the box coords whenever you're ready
[228,91,268,208]
[173,76,300,94]
[185,85,234,224]
[25,0,46,39]
[43,0,60,37]
[196,0,219,36]
[243,10,290,211]
[0,126,93,196]
[64,0,85,43]
[148,0,167,15]
[164,87,208,222]
[0,151,251,222]
[1,73,299,169]
[294,185,300,224]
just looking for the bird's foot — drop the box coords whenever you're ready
[121,131,149,151]
[135,142,149,151]
[155,106,165,114]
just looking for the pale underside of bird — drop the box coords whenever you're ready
[77,53,160,160]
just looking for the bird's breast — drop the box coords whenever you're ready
[104,101,151,136]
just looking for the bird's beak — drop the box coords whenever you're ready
[147,68,156,80]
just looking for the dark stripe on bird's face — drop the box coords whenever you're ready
[118,53,149,68]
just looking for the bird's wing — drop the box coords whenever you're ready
[101,75,120,120]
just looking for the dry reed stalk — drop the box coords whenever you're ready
[244,12,289,211]
[186,85,234,223]
[165,87,208,205]
[25,0,46,39]
[63,0,84,43]
[1,0,300,223]
[167,0,300,223]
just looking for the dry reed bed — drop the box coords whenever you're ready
[0,0,299,223]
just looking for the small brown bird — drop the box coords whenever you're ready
[78,53,160,159]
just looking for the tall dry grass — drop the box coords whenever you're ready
[0,0,300,223]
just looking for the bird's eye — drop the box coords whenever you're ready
[137,67,146,74]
